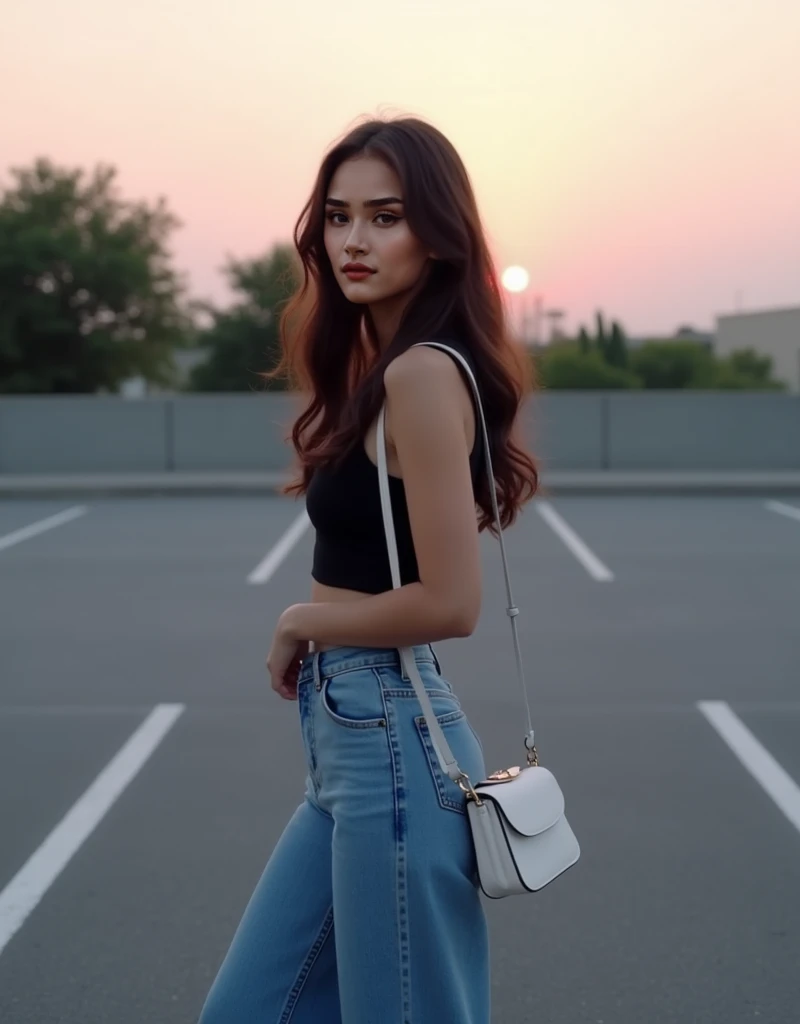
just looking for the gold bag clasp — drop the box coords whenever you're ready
[485,766,522,783]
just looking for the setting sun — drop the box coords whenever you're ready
[501,266,530,293]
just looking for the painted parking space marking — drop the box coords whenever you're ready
[698,701,800,836]
[536,501,615,581]
[0,507,88,554]
[765,500,800,524]
[0,704,185,957]
[247,509,311,585]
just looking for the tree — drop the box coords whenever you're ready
[595,310,608,361]
[188,244,300,392]
[711,348,785,390]
[573,311,629,367]
[0,158,189,393]
[536,345,641,389]
[628,339,717,389]
[605,320,629,369]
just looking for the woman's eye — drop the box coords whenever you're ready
[325,211,399,226]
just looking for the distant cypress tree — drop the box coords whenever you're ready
[595,310,608,361]
[605,320,629,368]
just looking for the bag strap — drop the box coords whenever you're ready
[377,341,536,783]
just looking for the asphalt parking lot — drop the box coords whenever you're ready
[1,494,799,1024]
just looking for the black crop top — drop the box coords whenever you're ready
[305,338,486,594]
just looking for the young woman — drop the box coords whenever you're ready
[198,116,539,1024]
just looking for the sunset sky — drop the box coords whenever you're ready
[3,0,798,338]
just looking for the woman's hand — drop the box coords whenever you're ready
[266,608,310,701]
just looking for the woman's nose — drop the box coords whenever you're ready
[344,228,368,256]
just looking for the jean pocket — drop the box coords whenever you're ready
[414,709,473,814]
[320,670,387,730]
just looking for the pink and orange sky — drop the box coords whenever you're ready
[2,0,798,337]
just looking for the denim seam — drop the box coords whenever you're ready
[415,709,466,726]
[326,657,434,681]
[384,694,412,1021]
[304,792,333,822]
[467,721,485,759]
[298,688,319,788]
[298,653,436,686]
[415,711,468,814]
[278,905,335,1024]
[382,688,460,701]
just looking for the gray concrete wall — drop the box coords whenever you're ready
[606,393,800,469]
[171,393,303,471]
[1,392,798,474]
[524,393,606,470]
[0,397,171,473]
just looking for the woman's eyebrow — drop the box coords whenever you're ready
[325,196,404,208]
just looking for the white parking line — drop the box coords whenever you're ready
[247,509,311,585]
[0,703,185,957]
[0,506,88,553]
[535,501,614,581]
[697,700,800,835]
[765,500,800,523]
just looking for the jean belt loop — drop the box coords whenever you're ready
[430,643,442,675]
[312,650,322,691]
[399,647,410,682]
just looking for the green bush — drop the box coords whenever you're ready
[627,340,715,389]
[536,345,641,389]
[540,312,787,390]
[626,341,785,391]
[710,348,786,390]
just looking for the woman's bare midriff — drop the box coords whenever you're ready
[309,580,375,651]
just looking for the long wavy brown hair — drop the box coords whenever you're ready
[265,116,539,533]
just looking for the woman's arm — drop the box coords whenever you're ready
[280,345,482,647]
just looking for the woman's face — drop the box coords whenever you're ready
[323,155,432,308]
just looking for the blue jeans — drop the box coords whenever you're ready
[198,644,490,1024]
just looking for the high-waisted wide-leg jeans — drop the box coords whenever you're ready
[198,643,490,1024]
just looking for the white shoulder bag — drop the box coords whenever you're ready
[377,341,580,899]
